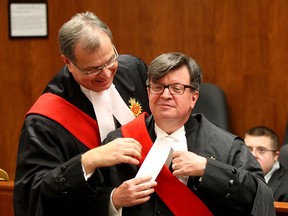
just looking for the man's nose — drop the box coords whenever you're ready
[98,67,112,77]
[161,87,172,97]
[250,149,259,157]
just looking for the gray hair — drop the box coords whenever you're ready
[58,11,113,62]
[146,52,202,90]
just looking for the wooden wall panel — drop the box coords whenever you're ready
[0,0,287,181]
[0,181,14,216]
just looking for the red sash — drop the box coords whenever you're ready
[26,93,101,149]
[122,113,213,216]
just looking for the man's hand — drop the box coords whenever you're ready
[81,138,142,174]
[112,176,157,209]
[171,151,207,177]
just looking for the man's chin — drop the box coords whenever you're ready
[90,82,112,92]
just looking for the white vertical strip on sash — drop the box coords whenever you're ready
[135,136,173,183]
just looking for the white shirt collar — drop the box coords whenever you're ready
[80,85,91,100]
[155,124,185,139]
[265,160,280,183]
[154,124,187,151]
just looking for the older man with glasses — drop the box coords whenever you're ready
[97,52,275,216]
[245,126,288,202]
[14,11,150,216]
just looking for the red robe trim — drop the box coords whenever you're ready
[26,93,101,149]
[121,113,213,216]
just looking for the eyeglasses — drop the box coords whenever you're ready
[147,83,195,95]
[70,45,119,76]
[248,147,277,155]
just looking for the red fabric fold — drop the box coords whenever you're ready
[26,93,101,149]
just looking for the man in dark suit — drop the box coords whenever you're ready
[98,52,275,216]
[245,125,288,202]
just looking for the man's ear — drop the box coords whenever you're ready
[61,55,73,72]
[191,91,199,109]
[274,150,280,162]
[61,54,70,65]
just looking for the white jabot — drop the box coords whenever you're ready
[108,84,135,125]
[90,90,114,142]
[136,124,188,185]
[81,84,135,142]
[155,125,187,152]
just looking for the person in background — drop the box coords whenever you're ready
[98,52,275,216]
[13,11,150,216]
[244,125,288,202]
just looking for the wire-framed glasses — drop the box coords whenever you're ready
[248,147,277,155]
[71,45,119,76]
[147,83,195,95]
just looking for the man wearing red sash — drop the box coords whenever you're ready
[99,52,275,215]
[14,12,150,216]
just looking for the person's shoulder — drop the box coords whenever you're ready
[22,113,62,137]
[193,113,239,141]
[116,55,147,80]
[278,165,288,176]
[118,54,147,67]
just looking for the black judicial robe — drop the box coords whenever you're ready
[13,55,150,216]
[99,114,276,216]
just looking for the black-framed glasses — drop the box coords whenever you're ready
[147,83,195,95]
[70,45,119,76]
[248,147,277,155]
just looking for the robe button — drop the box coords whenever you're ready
[225,193,231,199]
[229,179,234,186]
[231,168,237,174]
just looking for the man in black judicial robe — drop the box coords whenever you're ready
[100,114,276,216]
[14,12,150,216]
[97,52,276,216]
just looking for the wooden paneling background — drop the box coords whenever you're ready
[0,0,287,180]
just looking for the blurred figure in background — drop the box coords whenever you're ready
[245,125,288,201]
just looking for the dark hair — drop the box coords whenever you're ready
[245,126,279,150]
[146,52,202,90]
